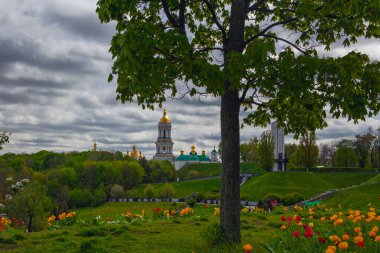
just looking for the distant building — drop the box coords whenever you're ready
[126,145,144,160]
[153,109,175,161]
[174,145,211,170]
[210,145,219,163]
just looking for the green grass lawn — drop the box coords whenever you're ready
[1,202,279,253]
[240,172,335,200]
[316,173,376,188]
[322,181,380,209]
[1,173,379,253]
[134,172,378,201]
[367,173,380,183]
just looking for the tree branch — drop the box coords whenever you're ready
[262,34,307,54]
[244,17,297,46]
[240,85,251,103]
[178,0,186,34]
[194,47,224,53]
[202,0,226,40]
[161,0,179,29]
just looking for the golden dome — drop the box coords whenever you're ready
[131,145,138,158]
[159,109,171,123]
[191,144,196,155]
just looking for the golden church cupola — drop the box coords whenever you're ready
[153,109,175,161]
[159,109,171,123]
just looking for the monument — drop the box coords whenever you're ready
[271,121,286,171]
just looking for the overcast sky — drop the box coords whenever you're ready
[0,0,379,157]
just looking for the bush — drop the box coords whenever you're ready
[185,170,200,180]
[186,198,197,207]
[110,184,124,199]
[92,187,107,207]
[143,184,155,198]
[204,187,220,200]
[196,193,205,201]
[263,193,283,202]
[282,192,304,205]
[204,192,219,200]
[125,189,139,199]
[68,188,93,208]
[158,183,176,199]
[240,193,251,201]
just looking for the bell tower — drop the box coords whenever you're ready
[153,109,175,161]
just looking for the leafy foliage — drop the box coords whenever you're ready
[0,131,11,150]
[258,131,274,171]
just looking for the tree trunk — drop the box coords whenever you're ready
[219,0,247,243]
[220,90,241,243]
[28,215,33,232]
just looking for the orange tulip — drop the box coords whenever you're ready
[338,242,348,250]
[342,234,349,241]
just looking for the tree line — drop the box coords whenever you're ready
[241,127,380,170]
[0,150,175,231]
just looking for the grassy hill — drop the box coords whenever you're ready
[176,162,263,180]
[133,172,377,200]
[322,181,380,209]
[240,172,335,200]
[315,173,376,188]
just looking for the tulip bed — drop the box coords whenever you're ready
[0,200,378,252]
[268,204,380,253]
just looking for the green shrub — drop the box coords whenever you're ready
[110,184,125,199]
[158,183,176,199]
[92,187,107,207]
[186,170,200,180]
[143,184,155,198]
[68,188,93,208]
[282,192,304,205]
[186,198,197,207]
[263,192,283,201]
[204,192,219,200]
[196,193,205,201]
[125,189,139,199]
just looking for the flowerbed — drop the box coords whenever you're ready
[269,204,380,252]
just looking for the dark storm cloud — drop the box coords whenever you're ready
[0,76,71,90]
[1,0,379,156]
[0,91,34,104]
[44,10,115,44]
[0,37,103,80]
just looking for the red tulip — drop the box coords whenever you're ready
[293,231,300,237]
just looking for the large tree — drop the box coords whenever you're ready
[97,0,380,243]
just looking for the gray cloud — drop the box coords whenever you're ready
[0,0,379,158]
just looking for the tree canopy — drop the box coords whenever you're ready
[97,0,380,243]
